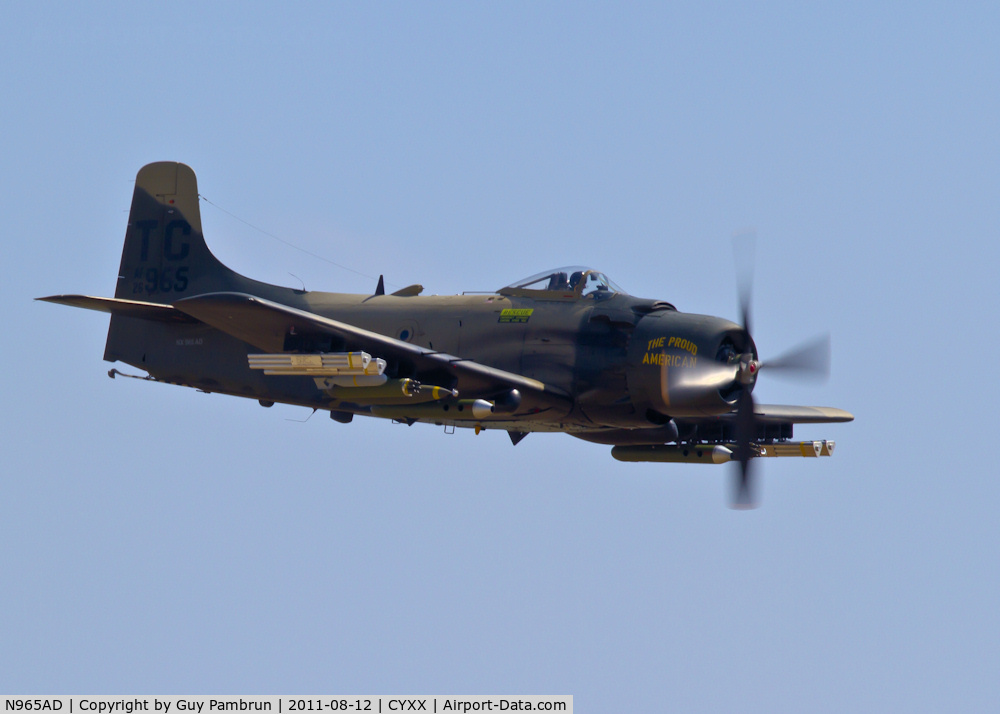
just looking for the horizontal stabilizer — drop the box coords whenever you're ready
[36,295,197,323]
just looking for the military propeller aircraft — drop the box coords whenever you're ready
[40,162,852,507]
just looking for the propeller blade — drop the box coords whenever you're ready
[762,334,831,380]
[732,231,756,335]
[734,458,755,509]
[731,388,758,509]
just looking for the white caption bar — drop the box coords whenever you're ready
[2,697,572,714]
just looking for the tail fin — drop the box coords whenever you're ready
[105,162,257,365]
[113,162,239,302]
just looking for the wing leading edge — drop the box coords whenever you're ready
[734,404,853,424]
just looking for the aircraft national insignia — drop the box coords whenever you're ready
[38,161,853,509]
[498,308,533,323]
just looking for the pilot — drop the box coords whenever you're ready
[547,272,569,290]
[569,271,584,290]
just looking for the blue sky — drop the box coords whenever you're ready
[3,2,998,710]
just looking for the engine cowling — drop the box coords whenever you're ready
[625,312,756,419]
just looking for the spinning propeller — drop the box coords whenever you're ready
[729,234,831,508]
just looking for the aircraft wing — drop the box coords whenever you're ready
[743,404,853,423]
[172,292,573,406]
[672,402,853,444]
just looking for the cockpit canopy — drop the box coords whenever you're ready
[499,266,627,298]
